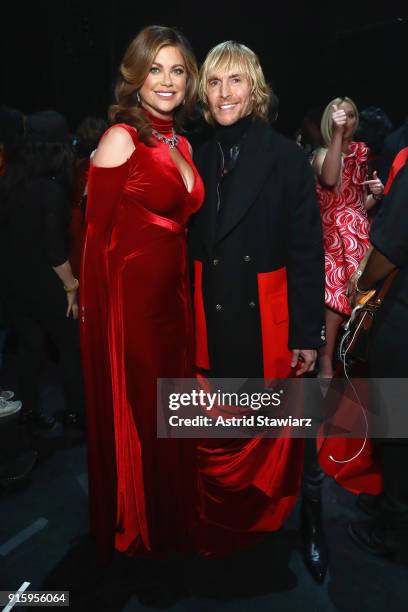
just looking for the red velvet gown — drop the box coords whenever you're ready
[80,115,204,559]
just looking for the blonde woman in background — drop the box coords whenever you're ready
[313,96,384,378]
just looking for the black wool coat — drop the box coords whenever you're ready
[188,118,326,379]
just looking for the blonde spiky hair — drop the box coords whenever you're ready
[198,40,271,124]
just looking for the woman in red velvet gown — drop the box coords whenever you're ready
[79,26,203,559]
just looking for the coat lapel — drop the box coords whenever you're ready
[215,119,278,244]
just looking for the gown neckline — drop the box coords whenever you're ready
[144,110,196,195]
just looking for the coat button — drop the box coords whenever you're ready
[213,258,219,266]
[243,255,251,262]
[215,304,222,311]
[249,301,256,308]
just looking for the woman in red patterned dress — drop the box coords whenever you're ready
[313,97,384,378]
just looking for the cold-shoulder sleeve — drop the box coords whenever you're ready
[80,160,129,313]
[85,161,129,238]
[80,159,130,327]
[84,122,137,239]
[79,160,130,559]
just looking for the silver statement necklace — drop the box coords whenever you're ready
[151,129,179,149]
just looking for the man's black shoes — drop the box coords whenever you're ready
[62,411,85,430]
[0,449,38,491]
[356,493,382,517]
[19,410,57,431]
[301,497,329,583]
[349,518,408,563]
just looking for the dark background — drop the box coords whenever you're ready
[1,1,406,136]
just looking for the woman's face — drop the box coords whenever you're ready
[139,45,187,120]
[338,101,357,139]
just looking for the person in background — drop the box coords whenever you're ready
[354,106,393,177]
[377,114,408,185]
[296,106,324,161]
[0,106,38,488]
[348,160,408,561]
[69,116,107,277]
[1,110,84,430]
[0,106,26,415]
[313,97,384,379]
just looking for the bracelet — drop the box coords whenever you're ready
[356,278,371,295]
[64,278,79,293]
[372,193,383,201]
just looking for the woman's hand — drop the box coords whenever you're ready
[346,269,362,298]
[348,283,360,308]
[66,289,79,319]
[331,104,347,133]
[361,170,384,198]
[346,247,373,300]
[52,261,79,320]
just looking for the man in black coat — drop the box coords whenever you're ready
[349,160,408,560]
[378,118,408,185]
[188,41,327,581]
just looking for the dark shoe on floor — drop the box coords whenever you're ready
[19,410,58,431]
[134,558,190,608]
[0,449,38,490]
[301,497,329,584]
[62,412,85,430]
[356,493,383,517]
[348,518,408,563]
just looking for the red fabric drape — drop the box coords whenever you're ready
[194,267,304,555]
[318,378,382,495]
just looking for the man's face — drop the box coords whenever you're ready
[206,67,253,126]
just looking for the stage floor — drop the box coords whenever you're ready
[1,355,408,611]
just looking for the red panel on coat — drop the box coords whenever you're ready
[257,267,292,379]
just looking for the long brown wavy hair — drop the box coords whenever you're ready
[109,25,198,144]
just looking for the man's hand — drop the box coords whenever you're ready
[291,349,317,376]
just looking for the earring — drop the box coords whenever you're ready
[136,91,141,104]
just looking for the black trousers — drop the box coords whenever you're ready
[368,313,408,536]
[10,300,84,417]
[302,437,325,501]
[301,376,326,501]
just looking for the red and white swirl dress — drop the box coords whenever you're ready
[316,141,370,315]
